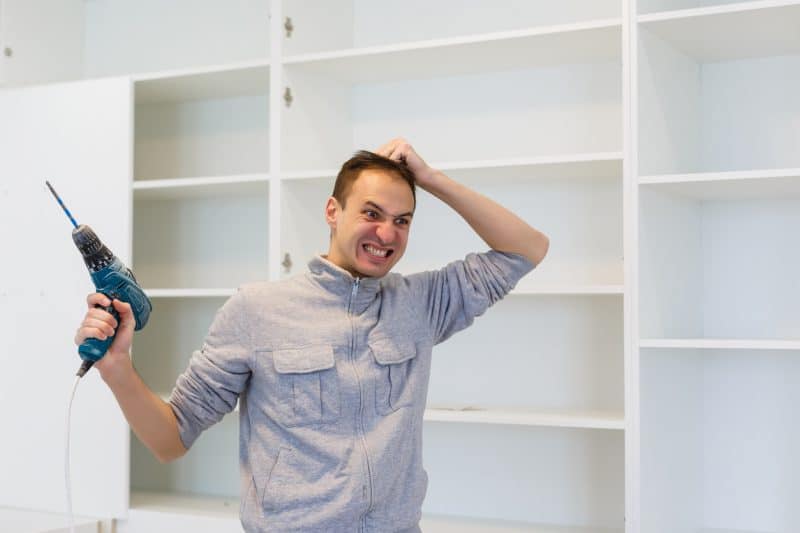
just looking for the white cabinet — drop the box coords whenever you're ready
[3,1,799,532]
[633,1,800,532]
[0,77,132,519]
[126,1,628,531]
[0,0,83,86]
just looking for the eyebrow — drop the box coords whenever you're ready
[364,201,414,219]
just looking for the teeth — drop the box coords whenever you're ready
[364,244,388,257]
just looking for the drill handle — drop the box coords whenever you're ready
[77,298,121,365]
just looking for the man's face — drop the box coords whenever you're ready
[325,169,415,278]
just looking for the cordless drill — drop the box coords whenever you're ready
[47,181,152,377]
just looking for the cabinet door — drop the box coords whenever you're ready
[0,77,132,518]
[0,0,83,86]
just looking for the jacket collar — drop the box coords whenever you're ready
[306,255,383,313]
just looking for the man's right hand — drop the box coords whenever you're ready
[75,292,136,381]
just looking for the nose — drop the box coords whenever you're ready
[375,221,395,244]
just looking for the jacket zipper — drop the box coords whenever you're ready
[348,278,374,531]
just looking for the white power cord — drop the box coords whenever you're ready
[65,375,80,533]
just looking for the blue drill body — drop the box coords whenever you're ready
[47,181,152,375]
[79,252,152,364]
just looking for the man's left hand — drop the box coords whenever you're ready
[375,138,437,190]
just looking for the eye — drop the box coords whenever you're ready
[395,218,410,226]
[364,209,379,219]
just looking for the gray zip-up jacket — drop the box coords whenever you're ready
[169,250,535,532]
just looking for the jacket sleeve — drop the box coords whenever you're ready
[408,250,536,345]
[168,289,252,449]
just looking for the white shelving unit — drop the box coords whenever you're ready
[633,1,800,532]
[4,1,798,532]
[124,1,628,531]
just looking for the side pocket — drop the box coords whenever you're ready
[262,446,292,513]
[370,336,419,416]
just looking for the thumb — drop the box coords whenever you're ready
[111,299,135,331]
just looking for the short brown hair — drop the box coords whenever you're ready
[332,150,416,209]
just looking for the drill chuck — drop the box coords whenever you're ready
[72,225,114,273]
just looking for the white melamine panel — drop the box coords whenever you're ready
[428,296,624,414]
[132,297,227,398]
[83,0,271,78]
[131,416,240,500]
[639,187,800,340]
[118,492,241,533]
[279,177,331,278]
[639,168,800,199]
[0,0,83,86]
[130,297,240,501]
[0,78,131,517]
[638,22,800,174]
[638,2,800,61]
[641,348,800,533]
[0,508,98,533]
[400,172,623,287]
[133,193,269,289]
[638,0,756,14]
[640,349,704,533]
[283,23,622,85]
[283,0,620,55]
[134,93,270,181]
[118,492,617,533]
[283,62,621,172]
[700,56,800,172]
[423,407,624,430]
[422,424,624,528]
[280,168,623,288]
[133,174,270,201]
[134,64,271,104]
[637,28,702,175]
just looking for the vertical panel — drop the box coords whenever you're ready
[0,0,83,86]
[0,77,132,517]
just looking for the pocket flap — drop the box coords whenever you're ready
[272,345,335,374]
[370,336,418,365]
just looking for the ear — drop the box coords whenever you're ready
[325,196,340,230]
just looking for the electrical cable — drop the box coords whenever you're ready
[65,375,80,533]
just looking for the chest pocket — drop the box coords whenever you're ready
[370,336,419,416]
[270,345,340,427]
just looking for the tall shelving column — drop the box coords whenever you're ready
[278,1,629,530]
[128,61,272,519]
[634,1,800,532]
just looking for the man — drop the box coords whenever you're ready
[76,138,549,532]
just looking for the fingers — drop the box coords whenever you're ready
[376,137,408,160]
[76,293,129,345]
[87,292,111,308]
[75,317,116,344]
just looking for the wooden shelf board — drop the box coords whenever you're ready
[284,20,622,84]
[638,1,800,62]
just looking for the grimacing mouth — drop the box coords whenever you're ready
[362,242,394,258]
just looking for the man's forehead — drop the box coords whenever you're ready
[350,170,414,209]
